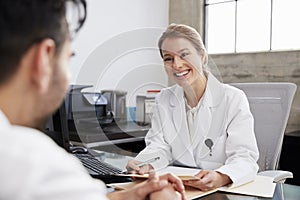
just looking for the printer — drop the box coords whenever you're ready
[66,85,128,133]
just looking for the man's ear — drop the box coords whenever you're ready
[31,39,56,94]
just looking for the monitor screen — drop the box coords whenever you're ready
[44,99,71,152]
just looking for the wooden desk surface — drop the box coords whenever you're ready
[93,150,300,200]
[196,183,300,200]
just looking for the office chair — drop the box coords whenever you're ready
[230,82,297,183]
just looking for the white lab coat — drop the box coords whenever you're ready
[0,111,108,200]
[135,73,259,187]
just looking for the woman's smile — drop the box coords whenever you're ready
[174,69,191,78]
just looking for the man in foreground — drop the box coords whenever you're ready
[0,0,185,199]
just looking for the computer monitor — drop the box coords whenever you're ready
[44,99,71,152]
[43,87,106,153]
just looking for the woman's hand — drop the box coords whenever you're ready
[183,170,232,191]
[126,159,154,174]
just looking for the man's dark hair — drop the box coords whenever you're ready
[0,0,86,84]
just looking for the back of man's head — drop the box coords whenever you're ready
[0,0,86,85]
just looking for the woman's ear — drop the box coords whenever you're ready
[199,49,207,65]
[31,39,56,94]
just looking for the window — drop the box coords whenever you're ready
[205,0,300,54]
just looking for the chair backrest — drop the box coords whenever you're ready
[229,82,297,172]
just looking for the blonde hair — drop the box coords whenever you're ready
[158,23,208,69]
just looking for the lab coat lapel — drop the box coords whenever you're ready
[192,95,213,151]
[171,102,182,134]
[170,86,185,133]
[193,98,215,157]
[170,86,196,165]
[194,73,226,157]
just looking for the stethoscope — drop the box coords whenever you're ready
[205,138,214,156]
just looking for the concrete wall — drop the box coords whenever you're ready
[210,51,300,133]
[169,0,300,133]
[169,0,204,36]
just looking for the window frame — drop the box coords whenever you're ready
[204,0,299,54]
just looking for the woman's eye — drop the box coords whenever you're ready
[181,52,189,58]
[164,57,173,62]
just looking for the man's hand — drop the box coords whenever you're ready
[107,172,186,200]
[149,183,182,200]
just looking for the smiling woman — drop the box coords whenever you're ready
[126,23,260,192]
[160,37,206,100]
[158,24,208,107]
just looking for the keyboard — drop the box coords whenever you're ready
[75,152,122,175]
[74,152,132,183]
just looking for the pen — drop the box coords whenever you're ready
[136,156,160,167]
[121,156,160,174]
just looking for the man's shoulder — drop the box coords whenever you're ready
[0,125,108,199]
[0,125,66,163]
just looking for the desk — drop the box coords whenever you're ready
[192,184,300,200]
[94,150,300,200]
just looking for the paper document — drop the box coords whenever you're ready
[156,166,201,181]
[115,166,201,181]
[156,166,200,176]
[219,175,276,198]
[108,166,276,200]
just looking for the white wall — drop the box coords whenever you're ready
[70,0,169,106]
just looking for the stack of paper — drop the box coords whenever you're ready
[219,175,276,198]
[108,166,276,200]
